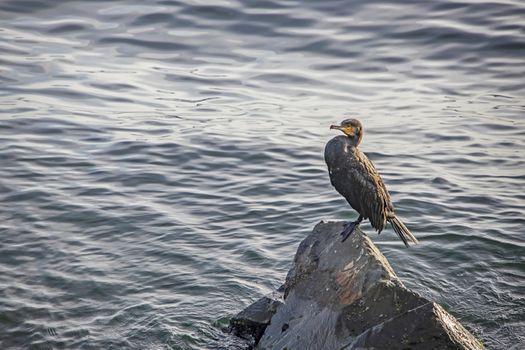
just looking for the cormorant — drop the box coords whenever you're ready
[324,119,418,247]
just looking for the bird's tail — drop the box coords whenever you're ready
[389,215,419,248]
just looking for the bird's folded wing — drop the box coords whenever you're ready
[348,154,392,232]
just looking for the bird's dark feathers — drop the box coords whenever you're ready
[325,135,394,233]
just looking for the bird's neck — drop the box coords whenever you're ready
[346,135,361,147]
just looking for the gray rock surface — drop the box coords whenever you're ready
[230,221,483,350]
[229,290,283,344]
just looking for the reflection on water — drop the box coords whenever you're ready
[0,0,524,349]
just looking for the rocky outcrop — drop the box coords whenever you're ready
[230,221,483,350]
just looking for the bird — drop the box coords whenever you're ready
[324,118,418,247]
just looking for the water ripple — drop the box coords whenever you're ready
[1,0,524,349]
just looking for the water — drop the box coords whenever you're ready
[1,0,524,348]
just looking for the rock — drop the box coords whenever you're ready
[229,290,284,345]
[229,221,483,350]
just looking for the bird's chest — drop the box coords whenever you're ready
[328,151,358,191]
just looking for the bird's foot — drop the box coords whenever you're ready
[341,221,360,242]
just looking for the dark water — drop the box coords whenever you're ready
[1,0,524,349]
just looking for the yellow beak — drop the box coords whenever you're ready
[331,125,354,136]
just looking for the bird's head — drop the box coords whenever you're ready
[330,119,363,146]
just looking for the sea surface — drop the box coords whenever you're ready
[1,0,524,349]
